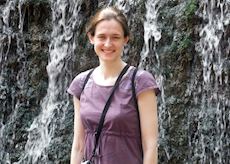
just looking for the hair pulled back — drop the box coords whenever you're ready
[86,6,130,37]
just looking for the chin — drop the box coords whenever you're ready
[100,57,119,63]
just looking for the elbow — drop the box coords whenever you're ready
[72,140,84,154]
[70,140,85,164]
[142,139,158,154]
[143,143,158,154]
[142,141,158,164]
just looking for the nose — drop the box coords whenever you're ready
[104,38,112,47]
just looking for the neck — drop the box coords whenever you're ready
[98,60,127,79]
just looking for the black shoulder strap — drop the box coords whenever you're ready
[90,65,130,160]
[80,68,95,94]
[131,67,139,110]
[131,67,143,157]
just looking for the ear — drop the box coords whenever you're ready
[124,36,129,44]
[87,32,94,44]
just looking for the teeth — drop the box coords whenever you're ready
[103,50,113,53]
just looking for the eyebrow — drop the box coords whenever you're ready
[96,33,122,36]
[112,34,122,36]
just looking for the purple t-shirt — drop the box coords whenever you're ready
[67,66,160,164]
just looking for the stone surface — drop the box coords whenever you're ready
[0,0,229,163]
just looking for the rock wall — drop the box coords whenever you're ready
[0,0,229,163]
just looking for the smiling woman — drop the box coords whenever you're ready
[67,6,160,164]
[86,7,129,65]
[87,19,129,64]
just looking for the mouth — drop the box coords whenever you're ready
[102,49,115,54]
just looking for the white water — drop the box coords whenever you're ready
[187,0,230,163]
[1,0,229,163]
[15,0,83,163]
[0,0,27,163]
[114,0,135,12]
[138,0,169,160]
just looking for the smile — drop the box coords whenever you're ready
[102,49,114,53]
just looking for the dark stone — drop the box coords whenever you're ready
[1,0,229,163]
[0,0,6,5]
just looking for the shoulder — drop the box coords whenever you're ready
[136,69,153,80]
[131,67,160,96]
[67,69,94,97]
[128,66,154,81]
[71,69,94,87]
[75,69,93,81]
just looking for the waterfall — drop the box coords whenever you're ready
[1,0,229,163]
[0,0,28,163]
[114,0,133,11]
[14,0,83,163]
[187,0,230,163]
[138,0,170,160]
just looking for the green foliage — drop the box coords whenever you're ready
[178,34,192,53]
[184,0,198,20]
[170,0,197,54]
[170,33,192,54]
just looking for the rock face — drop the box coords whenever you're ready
[0,0,229,164]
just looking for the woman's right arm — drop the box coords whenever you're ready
[70,96,85,164]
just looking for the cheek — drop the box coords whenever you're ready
[93,44,101,54]
[118,43,125,49]
[94,41,103,47]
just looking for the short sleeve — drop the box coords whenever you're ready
[67,70,90,99]
[135,70,160,96]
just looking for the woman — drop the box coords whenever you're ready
[67,6,160,164]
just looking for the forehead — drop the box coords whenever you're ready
[95,19,124,35]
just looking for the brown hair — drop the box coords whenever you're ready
[86,6,130,37]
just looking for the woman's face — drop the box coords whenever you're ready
[88,19,129,63]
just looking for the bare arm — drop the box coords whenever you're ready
[138,90,158,164]
[70,96,85,164]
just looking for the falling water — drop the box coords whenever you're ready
[187,0,230,163]
[114,0,133,12]
[0,0,28,163]
[138,0,170,160]
[14,0,83,163]
[1,0,229,163]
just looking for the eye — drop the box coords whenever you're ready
[96,35,106,40]
[112,36,121,40]
[113,36,120,39]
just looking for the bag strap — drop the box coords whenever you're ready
[90,65,130,160]
[131,67,138,111]
[80,68,95,94]
[131,67,143,157]
[81,67,138,105]
[82,66,139,126]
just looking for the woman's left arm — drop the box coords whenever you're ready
[138,89,158,164]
